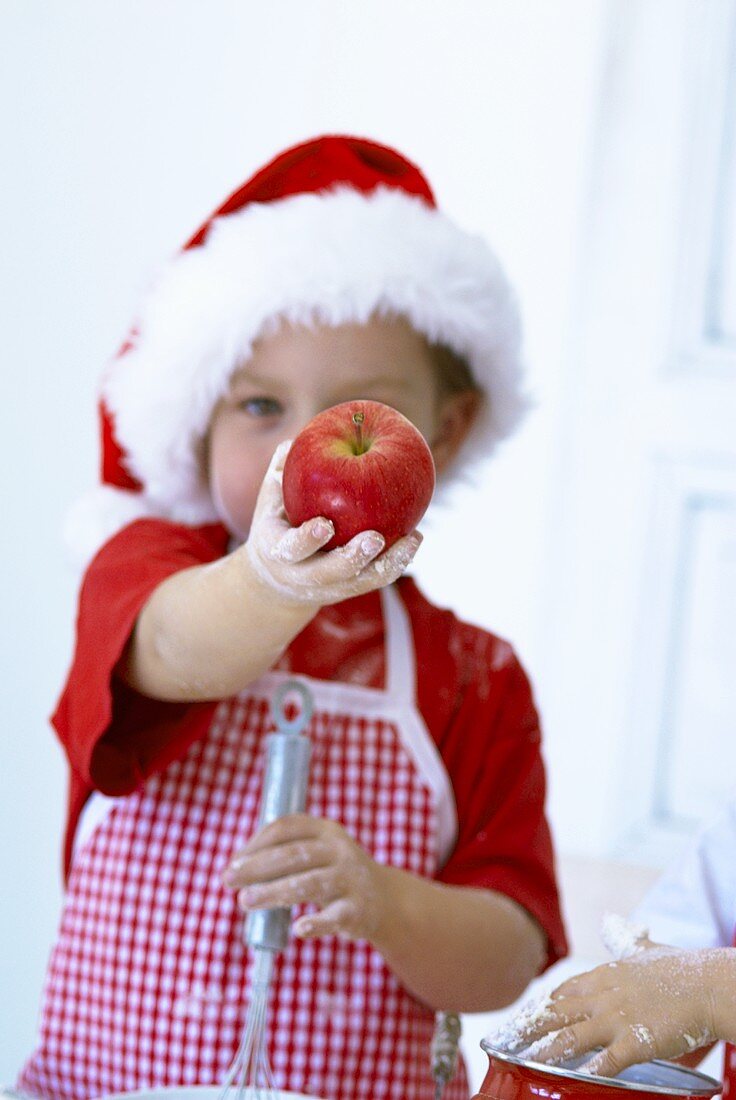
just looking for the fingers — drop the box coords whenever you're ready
[512,997,592,1050]
[271,517,335,563]
[313,531,422,600]
[234,813,328,856]
[249,441,428,612]
[248,482,423,606]
[300,530,387,585]
[550,966,615,1000]
[493,972,593,1054]
[352,532,422,585]
[237,865,342,912]
[268,524,423,587]
[524,1020,608,1067]
[506,949,718,1081]
[222,838,332,889]
[582,1047,626,1078]
[582,1034,651,1079]
[293,898,359,940]
[222,815,378,941]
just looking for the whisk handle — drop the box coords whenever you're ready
[245,728,312,952]
[257,730,312,825]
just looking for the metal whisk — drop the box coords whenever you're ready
[220,679,314,1100]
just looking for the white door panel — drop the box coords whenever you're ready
[542,0,736,863]
[664,498,736,820]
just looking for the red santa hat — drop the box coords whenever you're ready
[67,134,528,566]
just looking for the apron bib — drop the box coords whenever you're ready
[19,585,470,1100]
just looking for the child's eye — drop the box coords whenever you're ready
[238,397,283,417]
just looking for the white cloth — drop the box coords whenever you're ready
[633,797,736,949]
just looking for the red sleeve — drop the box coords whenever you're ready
[436,637,567,970]
[403,582,568,972]
[52,518,229,799]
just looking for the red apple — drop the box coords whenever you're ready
[282,400,435,550]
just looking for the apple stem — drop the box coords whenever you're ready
[353,410,365,454]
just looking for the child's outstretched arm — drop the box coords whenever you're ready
[505,944,736,1074]
[120,442,421,702]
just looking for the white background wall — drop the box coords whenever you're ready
[5,0,729,1091]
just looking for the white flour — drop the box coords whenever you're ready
[600,912,650,960]
[488,993,554,1052]
[630,1023,654,1046]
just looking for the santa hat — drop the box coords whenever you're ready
[67,134,528,567]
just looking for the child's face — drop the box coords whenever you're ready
[207,316,476,541]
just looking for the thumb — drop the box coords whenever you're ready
[252,440,293,525]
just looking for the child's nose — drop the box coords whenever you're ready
[290,398,344,439]
[293,405,326,433]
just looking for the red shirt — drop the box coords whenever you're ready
[52,518,568,969]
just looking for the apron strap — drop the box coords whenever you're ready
[380,584,416,705]
[380,584,459,864]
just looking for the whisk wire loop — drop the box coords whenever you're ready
[218,946,278,1099]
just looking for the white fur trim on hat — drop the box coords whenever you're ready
[73,185,528,567]
[63,485,164,570]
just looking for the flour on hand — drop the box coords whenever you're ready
[600,912,650,960]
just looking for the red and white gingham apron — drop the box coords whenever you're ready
[18,584,470,1100]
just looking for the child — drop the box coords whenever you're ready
[17,135,567,1100]
[500,799,736,1085]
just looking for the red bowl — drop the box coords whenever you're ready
[473,1043,722,1100]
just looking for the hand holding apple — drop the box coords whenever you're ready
[282,400,435,550]
[243,440,423,609]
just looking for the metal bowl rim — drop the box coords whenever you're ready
[480,1041,722,1097]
